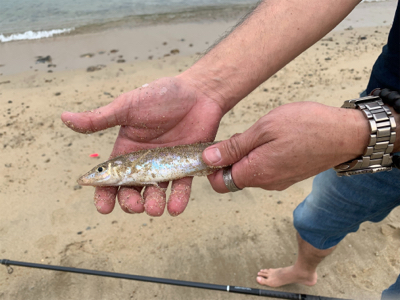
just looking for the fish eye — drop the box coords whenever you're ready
[97,166,105,172]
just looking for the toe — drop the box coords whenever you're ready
[256,276,269,285]
[258,269,269,276]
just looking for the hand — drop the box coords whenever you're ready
[202,101,370,192]
[61,76,223,216]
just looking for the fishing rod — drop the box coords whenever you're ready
[1,259,350,300]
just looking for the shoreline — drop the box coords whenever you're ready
[0,0,393,40]
[70,3,257,35]
[0,0,397,77]
[0,3,257,39]
[0,0,395,40]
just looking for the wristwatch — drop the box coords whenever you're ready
[334,95,397,176]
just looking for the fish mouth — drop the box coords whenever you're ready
[77,175,91,186]
[77,173,117,186]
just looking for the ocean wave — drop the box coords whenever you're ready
[0,28,74,43]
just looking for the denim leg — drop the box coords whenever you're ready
[293,168,400,250]
[381,275,400,300]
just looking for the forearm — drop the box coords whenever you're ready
[179,0,361,114]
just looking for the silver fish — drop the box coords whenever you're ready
[77,142,222,186]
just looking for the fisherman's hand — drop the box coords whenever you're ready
[61,76,223,216]
[203,101,370,192]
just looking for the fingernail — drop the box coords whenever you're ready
[127,208,136,214]
[204,147,221,164]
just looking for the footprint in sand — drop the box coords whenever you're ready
[51,208,69,226]
[337,263,376,292]
[381,224,400,239]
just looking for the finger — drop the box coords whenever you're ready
[167,177,193,217]
[202,131,259,167]
[61,94,129,134]
[143,182,168,217]
[208,146,291,192]
[207,169,228,193]
[207,164,245,193]
[117,186,145,214]
[94,186,118,214]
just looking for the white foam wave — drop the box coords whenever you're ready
[0,28,74,43]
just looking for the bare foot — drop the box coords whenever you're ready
[256,266,317,287]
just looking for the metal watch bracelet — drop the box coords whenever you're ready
[334,95,397,176]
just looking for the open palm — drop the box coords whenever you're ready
[61,76,223,216]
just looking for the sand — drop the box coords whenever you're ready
[1,1,399,299]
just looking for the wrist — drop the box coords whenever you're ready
[177,62,243,115]
[335,95,397,176]
[388,106,400,152]
[370,88,400,152]
[343,108,371,158]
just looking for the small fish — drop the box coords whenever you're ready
[78,142,223,186]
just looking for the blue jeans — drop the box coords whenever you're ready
[293,168,400,298]
[382,275,400,300]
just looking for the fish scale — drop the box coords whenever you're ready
[78,142,223,186]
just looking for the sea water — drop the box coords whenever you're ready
[0,0,389,42]
[0,0,258,42]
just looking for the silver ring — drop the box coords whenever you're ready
[222,167,242,192]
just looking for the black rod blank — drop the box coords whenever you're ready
[1,259,350,300]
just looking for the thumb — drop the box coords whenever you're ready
[203,133,257,167]
[61,95,127,134]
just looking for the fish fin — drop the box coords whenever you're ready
[130,149,152,166]
[140,182,167,192]
[153,183,167,192]
[138,181,158,185]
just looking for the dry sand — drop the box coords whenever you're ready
[1,1,400,299]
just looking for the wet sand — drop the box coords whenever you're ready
[0,1,399,299]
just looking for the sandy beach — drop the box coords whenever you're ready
[1,1,400,299]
